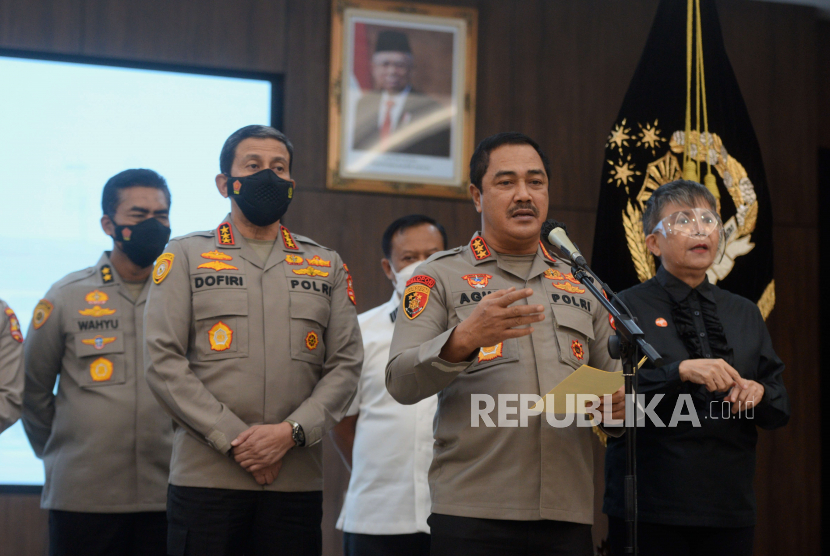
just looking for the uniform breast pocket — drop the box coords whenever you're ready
[73,334,127,388]
[193,290,249,361]
[551,305,595,369]
[453,304,519,374]
[290,293,331,365]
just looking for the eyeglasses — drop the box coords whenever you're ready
[651,207,722,238]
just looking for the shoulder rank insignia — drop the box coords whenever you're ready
[306,255,331,267]
[539,240,556,262]
[571,340,585,361]
[478,343,503,362]
[293,267,329,277]
[197,261,239,272]
[100,264,114,283]
[217,222,235,245]
[32,299,53,329]
[462,274,492,289]
[153,253,175,284]
[90,357,113,381]
[4,308,23,343]
[78,306,117,317]
[403,283,430,320]
[281,226,298,250]
[85,290,109,305]
[208,321,233,351]
[470,236,491,261]
[305,331,319,350]
[201,250,233,261]
[82,335,116,350]
[406,275,436,289]
[551,281,585,294]
[285,255,304,265]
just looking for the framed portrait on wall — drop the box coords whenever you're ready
[327,0,478,198]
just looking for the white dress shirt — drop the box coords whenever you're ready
[337,293,438,535]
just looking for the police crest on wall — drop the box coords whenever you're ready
[591,0,775,318]
[327,0,478,198]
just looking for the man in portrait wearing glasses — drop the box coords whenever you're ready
[351,30,451,157]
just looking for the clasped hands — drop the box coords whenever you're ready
[439,287,625,424]
[679,358,764,414]
[230,422,296,485]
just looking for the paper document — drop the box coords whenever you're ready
[532,365,624,414]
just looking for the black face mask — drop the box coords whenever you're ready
[114,217,171,268]
[227,169,294,227]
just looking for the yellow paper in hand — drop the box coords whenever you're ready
[532,365,624,414]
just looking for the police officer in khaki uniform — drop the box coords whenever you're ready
[144,125,362,556]
[386,133,625,556]
[23,169,174,556]
[0,298,24,433]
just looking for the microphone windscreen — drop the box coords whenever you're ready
[540,219,568,242]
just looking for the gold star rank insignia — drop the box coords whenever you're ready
[217,223,235,245]
[470,236,491,261]
[281,226,298,250]
[100,265,113,283]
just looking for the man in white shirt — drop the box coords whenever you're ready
[331,214,448,556]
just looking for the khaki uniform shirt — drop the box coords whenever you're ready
[22,253,172,512]
[144,216,362,491]
[386,233,621,524]
[0,299,24,433]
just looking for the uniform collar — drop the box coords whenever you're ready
[466,232,558,280]
[214,215,304,271]
[656,265,716,303]
[96,252,149,305]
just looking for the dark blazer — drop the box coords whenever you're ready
[352,90,451,157]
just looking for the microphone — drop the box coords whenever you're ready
[541,219,589,268]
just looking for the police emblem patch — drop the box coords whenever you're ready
[197,261,239,272]
[100,264,114,283]
[470,236,491,261]
[78,306,117,317]
[306,256,331,267]
[4,308,23,343]
[201,250,233,261]
[32,299,53,329]
[462,274,492,288]
[82,335,116,350]
[153,253,175,284]
[122,228,132,241]
[285,255,304,265]
[571,340,585,360]
[293,267,329,277]
[232,180,242,194]
[217,223,235,245]
[281,226,298,250]
[478,343,503,362]
[85,290,109,305]
[655,318,668,328]
[90,357,113,382]
[403,284,430,320]
[208,321,233,351]
[305,331,319,350]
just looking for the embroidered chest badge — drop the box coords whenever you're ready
[208,322,233,351]
[306,255,331,267]
[90,357,113,382]
[305,331,319,350]
[201,250,233,261]
[197,261,239,272]
[478,343,503,362]
[85,290,109,305]
[462,274,492,288]
[82,335,116,350]
[571,340,585,361]
[285,255,304,265]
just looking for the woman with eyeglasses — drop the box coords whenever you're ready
[602,180,789,556]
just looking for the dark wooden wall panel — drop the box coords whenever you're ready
[0,1,823,555]
[0,494,47,556]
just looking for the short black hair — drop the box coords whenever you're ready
[381,214,448,259]
[101,169,170,218]
[643,179,718,235]
[219,125,294,175]
[469,132,551,190]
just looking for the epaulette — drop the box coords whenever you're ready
[52,267,96,291]
[172,229,214,242]
[292,233,331,251]
[424,246,462,264]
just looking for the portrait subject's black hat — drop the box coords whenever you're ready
[374,30,412,54]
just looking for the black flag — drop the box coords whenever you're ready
[591,0,775,317]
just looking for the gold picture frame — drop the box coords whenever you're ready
[327,0,478,198]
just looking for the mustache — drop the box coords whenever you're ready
[509,202,539,217]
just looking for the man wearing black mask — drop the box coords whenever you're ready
[23,169,173,556]
[144,125,362,556]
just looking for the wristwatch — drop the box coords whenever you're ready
[285,419,305,447]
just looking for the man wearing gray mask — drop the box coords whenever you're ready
[331,214,447,556]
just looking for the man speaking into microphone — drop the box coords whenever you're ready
[386,132,624,556]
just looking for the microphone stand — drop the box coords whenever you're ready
[569,264,662,556]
